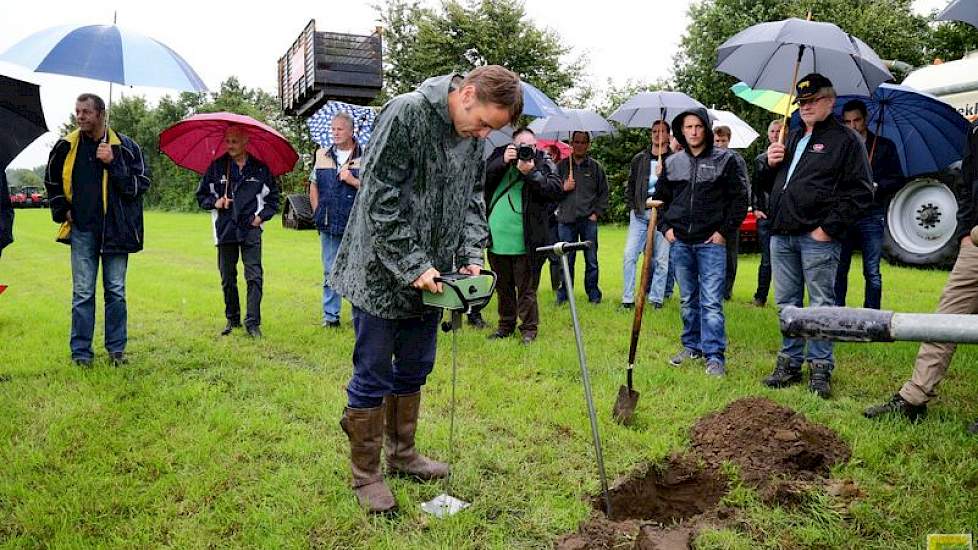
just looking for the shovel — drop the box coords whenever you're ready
[613,199,663,425]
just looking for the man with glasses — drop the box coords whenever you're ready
[556,131,609,304]
[756,73,873,398]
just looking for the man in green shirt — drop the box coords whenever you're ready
[485,127,563,344]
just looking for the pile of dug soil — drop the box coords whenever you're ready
[689,397,851,488]
[555,397,852,550]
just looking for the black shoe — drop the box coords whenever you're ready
[109,352,128,366]
[863,394,927,423]
[763,354,803,388]
[221,321,241,336]
[967,419,978,435]
[620,302,635,310]
[73,357,93,369]
[246,325,263,339]
[751,297,766,307]
[652,301,663,310]
[323,320,341,328]
[487,330,513,340]
[521,333,536,345]
[808,361,833,399]
[467,312,488,329]
[588,297,602,305]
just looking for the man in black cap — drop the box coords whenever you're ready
[755,73,874,398]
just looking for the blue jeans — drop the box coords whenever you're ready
[622,211,670,304]
[665,256,676,298]
[771,233,841,364]
[346,307,441,408]
[754,218,773,302]
[320,231,343,323]
[70,230,128,361]
[670,241,727,364]
[556,218,601,303]
[834,209,884,309]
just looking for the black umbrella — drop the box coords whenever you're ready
[0,74,48,169]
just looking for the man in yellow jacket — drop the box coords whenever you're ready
[44,93,151,368]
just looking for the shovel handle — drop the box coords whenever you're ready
[627,206,659,365]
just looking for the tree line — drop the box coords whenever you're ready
[7,0,974,222]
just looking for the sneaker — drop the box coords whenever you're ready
[705,360,725,377]
[588,297,602,305]
[220,320,241,336]
[109,352,128,366]
[246,325,263,339]
[620,302,635,310]
[521,333,536,345]
[73,357,93,369]
[751,297,766,307]
[669,348,702,366]
[763,354,803,388]
[652,301,663,310]
[322,320,341,328]
[863,394,927,423]
[467,312,488,329]
[487,330,513,340]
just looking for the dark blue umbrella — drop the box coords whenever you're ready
[938,0,978,28]
[790,83,970,176]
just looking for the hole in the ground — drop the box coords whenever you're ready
[593,456,728,523]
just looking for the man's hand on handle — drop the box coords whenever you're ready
[767,142,785,167]
[412,267,442,293]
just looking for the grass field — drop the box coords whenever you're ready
[1,209,976,548]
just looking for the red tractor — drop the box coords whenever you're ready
[15,186,45,208]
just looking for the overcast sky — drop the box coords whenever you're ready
[0,0,952,169]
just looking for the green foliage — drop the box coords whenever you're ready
[52,78,313,212]
[375,0,584,102]
[4,167,44,188]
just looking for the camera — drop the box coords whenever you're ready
[516,144,536,162]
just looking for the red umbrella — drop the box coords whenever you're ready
[537,139,571,162]
[159,112,298,176]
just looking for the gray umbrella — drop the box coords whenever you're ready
[608,91,706,128]
[716,18,892,97]
[938,0,978,28]
[528,108,615,140]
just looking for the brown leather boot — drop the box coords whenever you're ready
[384,391,449,480]
[339,406,397,514]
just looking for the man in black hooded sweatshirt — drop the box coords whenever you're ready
[652,108,747,377]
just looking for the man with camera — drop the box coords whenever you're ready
[484,127,563,344]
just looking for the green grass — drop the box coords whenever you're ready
[1,209,976,549]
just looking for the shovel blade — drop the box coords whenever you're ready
[612,385,639,425]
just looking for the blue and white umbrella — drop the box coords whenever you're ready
[307,101,376,149]
[0,24,206,92]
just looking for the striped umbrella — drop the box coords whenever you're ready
[0,24,206,92]
[730,82,796,115]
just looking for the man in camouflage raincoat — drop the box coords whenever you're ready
[331,65,523,514]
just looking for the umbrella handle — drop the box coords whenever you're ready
[780,44,805,145]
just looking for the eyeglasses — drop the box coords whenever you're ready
[797,95,829,107]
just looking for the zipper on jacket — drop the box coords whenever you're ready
[688,157,698,235]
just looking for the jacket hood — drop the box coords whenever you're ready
[671,107,714,156]
[417,73,462,126]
